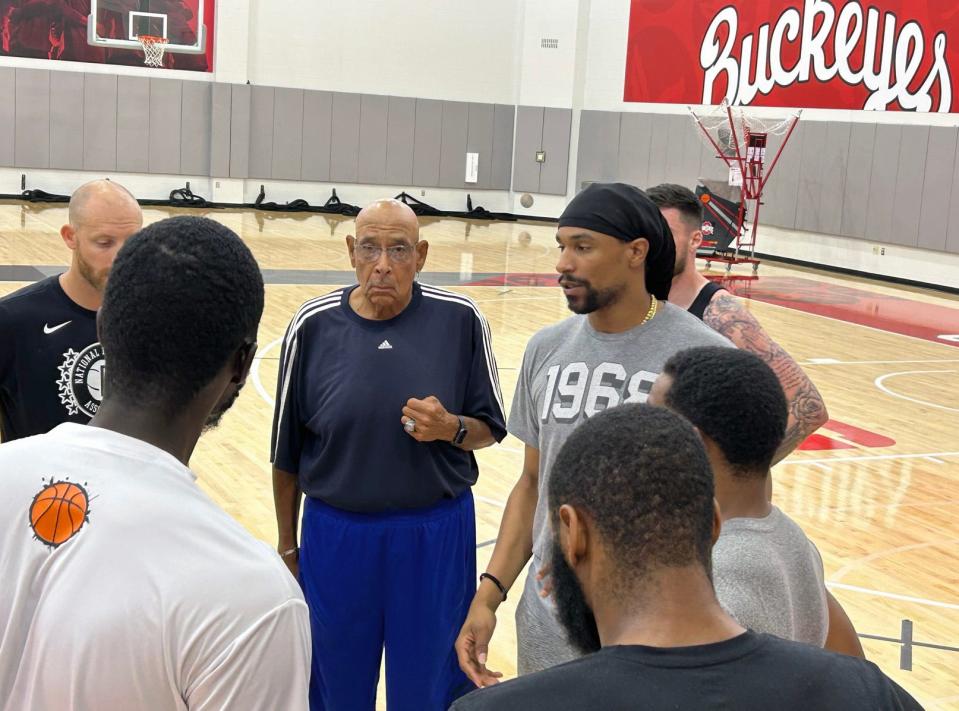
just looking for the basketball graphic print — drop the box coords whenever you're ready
[30,480,90,548]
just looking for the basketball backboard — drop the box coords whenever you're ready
[87,0,206,54]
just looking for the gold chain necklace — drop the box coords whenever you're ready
[641,295,658,325]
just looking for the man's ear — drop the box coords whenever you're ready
[415,239,429,272]
[346,235,357,268]
[232,341,257,386]
[559,503,589,567]
[628,237,650,268]
[61,224,78,251]
[711,498,722,545]
[690,229,703,251]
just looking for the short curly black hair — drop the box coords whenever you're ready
[548,404,715,577]
[99,216,264,414]
[646,183,703,230]
[662,347,787,477]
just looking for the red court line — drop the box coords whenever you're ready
[714,276,959,348]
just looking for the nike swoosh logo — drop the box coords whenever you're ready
[43,321,72,335]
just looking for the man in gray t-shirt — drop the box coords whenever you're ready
[650,347,862,655]
[454,183,733,683]
[713,508,828,646]
[510,304,732,672]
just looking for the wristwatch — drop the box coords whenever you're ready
[452,416,468,445]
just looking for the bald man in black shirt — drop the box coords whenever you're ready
[0,180,142,441]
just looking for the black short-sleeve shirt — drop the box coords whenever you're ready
[0,276,102,441]
[452,631,922,711]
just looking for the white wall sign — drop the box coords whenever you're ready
[465,153,479,183]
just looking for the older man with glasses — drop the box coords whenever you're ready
[271,199,507,711]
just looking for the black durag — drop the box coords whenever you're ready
[558,182,675,301]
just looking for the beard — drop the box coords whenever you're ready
[558,276,624,315]
[77,253,109,292]
[550,536,602,655]
[203,382,245,431]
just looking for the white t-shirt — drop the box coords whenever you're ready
[0,424,311,711]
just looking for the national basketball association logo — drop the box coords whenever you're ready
[57,343,105,418]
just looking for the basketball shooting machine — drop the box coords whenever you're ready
[688,101,801,272]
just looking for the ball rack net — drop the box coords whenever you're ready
[689,100,801,272]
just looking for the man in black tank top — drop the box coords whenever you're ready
[686,280,725,321]
[0,180,142,441]
[646,184,827,462]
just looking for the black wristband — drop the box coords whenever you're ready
[480,572,508,601]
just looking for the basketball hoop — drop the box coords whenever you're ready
[137,34,168,67]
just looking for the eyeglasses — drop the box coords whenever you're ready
[355,242,416,264]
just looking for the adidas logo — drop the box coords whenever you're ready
[378,340,393,350]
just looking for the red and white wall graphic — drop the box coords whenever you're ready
[624,0,959,112]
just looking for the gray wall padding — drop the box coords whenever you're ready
[330,92,362,183]
[511,105,544,194]
[15,69,50,169]
[210,82,232,178]
[576,111,621,188]
[271,87,304,181]
[0,68,14,167]
[50,72,84,170]
[385,96,416,186]
[181,80,212,177]
[6,68,563,201]
[17,67,959,257]
[439,101,469,189]
[229,84,252,179]
[864,124,901,246]
[248,85,275,180]
[148,78,183,175]
[892,126,930,248]
[467,103,494,190]
[921,127,958,253]
[540,108,572,195]
[840,123,876,239]
[301,90,333,182]
[491,104,515,191]
[116,76,150,173]
[412,98,443,188]
[357,94,389,185]
[84,74,119,172]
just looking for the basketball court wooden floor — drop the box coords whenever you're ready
[2,202,957,708]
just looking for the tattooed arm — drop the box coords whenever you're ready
[703,291,828,463]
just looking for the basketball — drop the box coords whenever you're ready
[520,193,534,208]
[30,481,89,547]
[87,360,104,400]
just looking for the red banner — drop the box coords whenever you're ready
[624,0,959,112]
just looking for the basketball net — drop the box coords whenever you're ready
[138,35,168,67]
